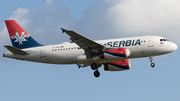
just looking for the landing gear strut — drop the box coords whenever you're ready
[150,56,155,68]
[91,63,100,78]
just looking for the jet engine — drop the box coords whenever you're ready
[104,59,131,71]
[104,48,130,60]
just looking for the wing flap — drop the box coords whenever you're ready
[4,45,29,55]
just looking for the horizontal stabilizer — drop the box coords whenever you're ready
[4,45,29,55]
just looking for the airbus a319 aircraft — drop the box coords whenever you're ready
[3,20,178,77]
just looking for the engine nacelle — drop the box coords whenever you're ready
[104,59,131,71]
[104,48,130,60]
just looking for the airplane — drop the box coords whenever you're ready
[3,20,178,78]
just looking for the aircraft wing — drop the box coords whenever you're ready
[61,28,105,58]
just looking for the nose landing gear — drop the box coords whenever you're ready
[150,56,155,68]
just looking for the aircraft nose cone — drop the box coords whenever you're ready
[170,42,178,52]
[173,43,178,51]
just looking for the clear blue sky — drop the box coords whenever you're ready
[0,0,180,101]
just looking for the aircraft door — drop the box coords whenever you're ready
[148,36,154,47]
[40,47,46,58]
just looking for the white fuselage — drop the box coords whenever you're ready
[4,36,177,65]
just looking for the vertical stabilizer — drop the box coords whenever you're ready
[5,20,42,49]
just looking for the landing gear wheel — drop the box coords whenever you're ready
[94,70,100,78]
[150,56,155,68]
[91,63,97,70]
[151,63,155,67]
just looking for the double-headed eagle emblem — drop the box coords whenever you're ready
[11,32,30,45]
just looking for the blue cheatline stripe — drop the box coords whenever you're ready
[105,51,126,57]
[11,36,43,49]
[109,63,129,69]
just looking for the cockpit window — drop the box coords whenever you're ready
[160,39,169,41]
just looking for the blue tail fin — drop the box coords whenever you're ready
[5,20,43,49]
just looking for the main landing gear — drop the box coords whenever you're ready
[150,56,155,68]
[91,63,100,78]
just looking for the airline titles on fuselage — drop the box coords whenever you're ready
[100,39,141,47]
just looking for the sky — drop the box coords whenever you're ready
[0,0,180,101]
